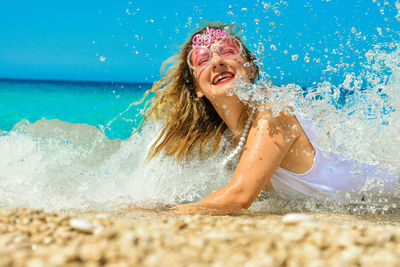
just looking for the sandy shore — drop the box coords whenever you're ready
[1,208,400,266]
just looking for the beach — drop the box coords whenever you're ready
[1,208,400,266]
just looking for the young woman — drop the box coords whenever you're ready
[139,23,398,215]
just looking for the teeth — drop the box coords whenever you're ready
[214,73,233,84]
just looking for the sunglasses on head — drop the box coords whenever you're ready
[187,37,243,71]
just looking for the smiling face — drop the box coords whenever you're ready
[190,36,253,102]
[181,25,258,132]
[193,53,250,100]
[191,47,256,133]
[186,27,256,105]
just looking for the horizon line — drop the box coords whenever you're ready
[0,77,154,85]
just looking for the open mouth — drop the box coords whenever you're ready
[212,71,235,85]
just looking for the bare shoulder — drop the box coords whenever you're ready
[253,108,301,139]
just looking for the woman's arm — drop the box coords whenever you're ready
[174,110,300,215]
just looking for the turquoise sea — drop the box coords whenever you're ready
[0,79,150,140]
[0,76,235,211]
[1,71,399,212]
[1,0,400,212]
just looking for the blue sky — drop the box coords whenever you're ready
[0,0,399,86]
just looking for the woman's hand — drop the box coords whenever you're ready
[173,203,245,215]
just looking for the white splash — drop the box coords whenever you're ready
[236,41,400,172]
[0,119,232,211]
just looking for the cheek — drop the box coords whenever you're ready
[233,59,252,81]
[194,73,209,92]
[232,58,246,71]
[196,70,211,85]
[228,57,246,72]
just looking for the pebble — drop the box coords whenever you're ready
[1,208,400,266]
[281,213,315,225]
[69,218,94,234]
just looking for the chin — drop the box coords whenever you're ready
[211,80,235,97]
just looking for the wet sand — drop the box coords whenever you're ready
[1,208,400,266]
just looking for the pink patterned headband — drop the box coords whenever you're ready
[191,27,227,48]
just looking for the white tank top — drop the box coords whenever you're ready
[270,112,399,203]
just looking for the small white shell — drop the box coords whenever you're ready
[70,218,94,234]
[281,213,315,225]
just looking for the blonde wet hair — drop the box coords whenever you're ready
[137,22,259,160]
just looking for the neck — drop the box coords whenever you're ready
[211,95,246,134]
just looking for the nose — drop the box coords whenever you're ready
[210,52,226,70]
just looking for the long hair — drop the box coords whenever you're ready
[136,22,259,160]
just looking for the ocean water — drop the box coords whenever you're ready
[0,79,236,211]
[1,1,400,214]
[0,79,149,140]
[1,67,399,214]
